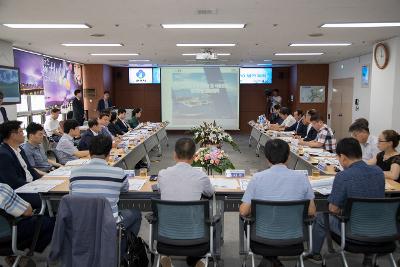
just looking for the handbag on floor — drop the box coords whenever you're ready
[121,230,154,267]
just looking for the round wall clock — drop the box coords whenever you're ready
[374,43,389,69]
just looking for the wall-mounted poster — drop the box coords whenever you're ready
[361,65,370,88]
[13,49,44,94]
[300,86,325,103]
[42,57,82,107]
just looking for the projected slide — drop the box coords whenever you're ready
[162,67,239,130]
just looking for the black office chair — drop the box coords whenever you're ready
[47,149,61,164]
[323,197,400,267]
[146,199,221,267]
[240,199,313,267]
[0,210,44,267]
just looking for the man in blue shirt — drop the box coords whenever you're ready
[240,139,316,267]
[306,138,385,266]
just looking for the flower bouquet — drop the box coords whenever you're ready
[192,147,235,174]
[189,121,240,151]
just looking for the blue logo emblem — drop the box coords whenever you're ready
[136,70,146,79]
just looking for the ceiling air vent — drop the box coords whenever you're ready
[196,9,218,15]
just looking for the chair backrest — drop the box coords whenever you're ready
[0,211,12,242]
[250,199,309,246]
[344,197,400,242]
[151,199,210,246]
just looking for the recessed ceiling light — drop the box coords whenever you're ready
[321,22,400,28]
[182,53,231,56]
[129,59,151,62]
[90,53,139,56]
[3,23,90,29]
[162,24,245,29]
[289,43,351,47]
[264,59,272,62]
[274,52,324,56]
[62,43,123,47]
[177,43,236,47]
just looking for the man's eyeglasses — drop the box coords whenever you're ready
[378,139,389,143]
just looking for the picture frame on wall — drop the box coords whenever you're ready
[361,65,370,88]
[299,86,325,103]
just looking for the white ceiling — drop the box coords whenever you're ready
[0,0,400,66]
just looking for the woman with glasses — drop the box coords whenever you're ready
[369,130,400,181]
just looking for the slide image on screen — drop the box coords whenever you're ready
[0,66,21,104]
[162,67,239,130]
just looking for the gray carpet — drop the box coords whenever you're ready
[140,132,399,267]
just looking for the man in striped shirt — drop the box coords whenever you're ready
[0,183,55,252]
[70,135,141,235]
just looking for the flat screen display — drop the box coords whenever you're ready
[240,68,272,84]
[153,68,160,84]
[129,68,153,84]
[0,65,21,104]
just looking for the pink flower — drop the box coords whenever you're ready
[215,159,220,165]
[210,160,214,164]
[205,154,211,160]
[217,154,223,159]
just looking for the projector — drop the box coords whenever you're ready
[196,52,218,60]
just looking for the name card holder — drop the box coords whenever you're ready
[225,169,246,178]
[302,153,311,161]
[317,161,327,171]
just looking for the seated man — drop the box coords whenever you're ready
[300,109,318,141]
[0,121,41,208]
[348,120,379,162]
[285,109,308,137]
[0,183,55,254]
[270,107,296,131]
[116,108,131,133]
[23,122,62,176]
[98,112,114,138]
[70,135,141,235]
[240,139,316,267]
[44,108,62,142]
[78,119,101,151]
[55,119,89,165]
[269,104,283,125]
[306,138,385,266]
[158,137,214,267]
[299,113,336,153]
[108,112,125,137]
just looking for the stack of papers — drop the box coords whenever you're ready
[46,166,73,177]
[65,159,89,166]
[310,176,335,195]
[239,179,250,190]
[16,180,65,193]
[211,178,239,189]
[128,179,146,191]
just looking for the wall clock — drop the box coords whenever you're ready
[374,43,389,69]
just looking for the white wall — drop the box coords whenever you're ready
[369,36,400,136]
[0,39,17,120]
[328,53,372,125]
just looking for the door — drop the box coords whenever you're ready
[331,78,354,141]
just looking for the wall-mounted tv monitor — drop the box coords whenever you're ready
[240,68,272,84]
[153,68,160,84]
[129,68,153,84]
[0,65,21,104]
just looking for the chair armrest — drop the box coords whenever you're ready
[329,212,348,222]
[0,210,28,226]
[206,215,221,226]
[239,214,255,224]
[145,213,157,224]
[304,215,315,225]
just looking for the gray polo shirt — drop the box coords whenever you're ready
[242,165,314,204]
[22,142,52,172]
[158,162,214,201]
[56,134,78,165]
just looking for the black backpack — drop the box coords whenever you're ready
[122,230,154,267]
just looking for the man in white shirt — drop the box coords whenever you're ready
[270,107,296,131]
[44,108,62,142]
[158,138,214,267]
[349,120,379,162]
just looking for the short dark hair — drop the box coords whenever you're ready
[175,138,196,160]
[118,108,126,115]
[104,91,110,95]
[354,118,369,128]
[66,111,73,119]
[310,113,324,122]
[382,130,400,149]
[273,89,279,93]
[89,135,112,157]
[306,109,317,117]
[133,108,142,116]
[63,119,80,134]
[0,120,22,140]
[295,109,304,117]
[26,122,44,138]
[264,139,290,164]
[273,104,281,111]
[110,112,117,122]
[51,108,61,113]
[74,89,81,96]
[0,91,3,99]
[336,138,362,159]
[349,121,369,133]
[99,112,110,119]
[279,107,290,116]
[88,119,99,128]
